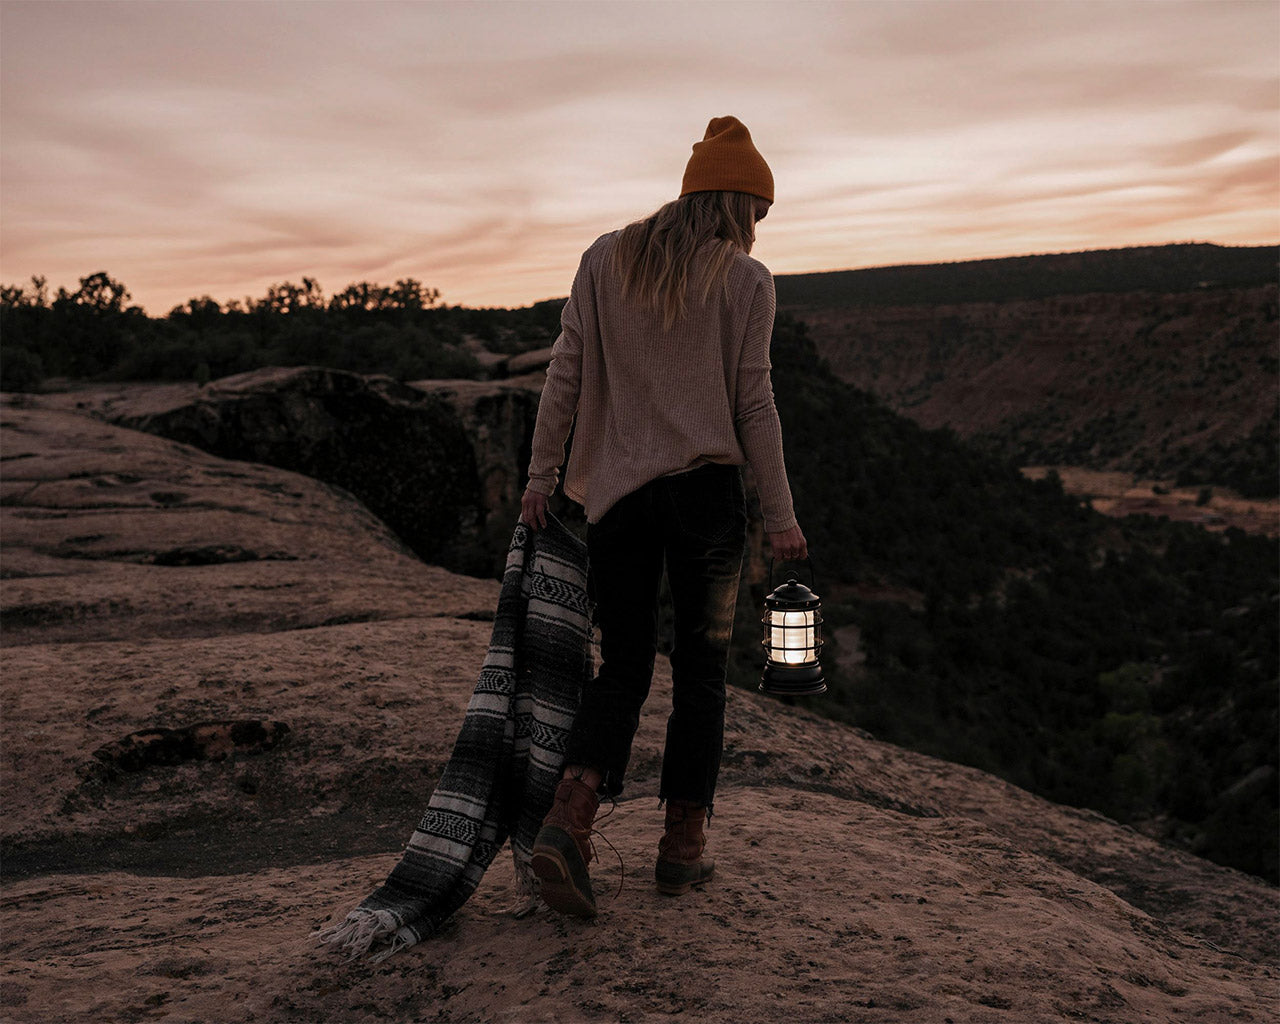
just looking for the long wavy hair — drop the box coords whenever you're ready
[609,190,761,331]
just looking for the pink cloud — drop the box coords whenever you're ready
[1,0,1275,314]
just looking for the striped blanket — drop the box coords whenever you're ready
[316,513,592,961]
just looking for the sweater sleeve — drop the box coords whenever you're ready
[733,272,798,533]
[525,251,589,497]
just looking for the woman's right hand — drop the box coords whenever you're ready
[767,524,807,561]
[520,488,549,530]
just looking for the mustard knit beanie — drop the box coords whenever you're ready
[680,115,774,203]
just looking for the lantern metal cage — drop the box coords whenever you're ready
[759,561,826,697]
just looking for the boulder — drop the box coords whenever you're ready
[52,365,579,577]
[75,366,486,573]
[409,374,567,575]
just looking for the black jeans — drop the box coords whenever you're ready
[563,462,747,812]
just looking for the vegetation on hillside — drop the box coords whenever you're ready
[976,401,1280,501]
[791,271,1278,497]
[774,242,1278,309]
[0,272,568,392]
[724,314,1278,882]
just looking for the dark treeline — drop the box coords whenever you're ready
[722,314,1278,882]
[0,271,568,392]
[774,242,1279,310]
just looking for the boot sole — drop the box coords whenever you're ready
[654,863,715,896]
[531,828,597,918]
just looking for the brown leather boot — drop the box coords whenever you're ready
[531,776,600,917]
[655,799,715,895]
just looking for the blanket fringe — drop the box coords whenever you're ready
[312,908,398,958]
[514,858,538,901]
[368,930,414,964]
[508,857,541,918]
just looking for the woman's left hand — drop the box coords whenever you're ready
[521,488,549,530]
[767,523,807,561]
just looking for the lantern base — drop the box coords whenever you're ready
[759,664,827,697]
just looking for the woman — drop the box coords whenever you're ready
[520,115,806,918]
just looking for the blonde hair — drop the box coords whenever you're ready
[609,191,759,331]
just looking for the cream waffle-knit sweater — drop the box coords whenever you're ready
[525,231,797,534]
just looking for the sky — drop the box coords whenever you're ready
[1,0,1276,314]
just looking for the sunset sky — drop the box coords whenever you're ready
[2,0,1276,314]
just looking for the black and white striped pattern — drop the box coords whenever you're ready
[316,514,592,961]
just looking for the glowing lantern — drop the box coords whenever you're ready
[760,563,826,696]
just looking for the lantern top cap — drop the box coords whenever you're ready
[766,576,821,608]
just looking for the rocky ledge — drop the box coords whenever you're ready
[1,390,1275,1023]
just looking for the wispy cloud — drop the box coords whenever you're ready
[1,0,1275,313]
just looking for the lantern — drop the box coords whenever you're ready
[760,561,826,696]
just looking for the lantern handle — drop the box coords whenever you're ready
[767,556,817,593]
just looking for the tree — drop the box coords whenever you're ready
[329,282,390,313]
[389,278,439,312]
[70,271,133,314]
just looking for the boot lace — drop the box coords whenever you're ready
[585,795,626,902]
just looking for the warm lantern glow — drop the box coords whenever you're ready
[769,609,816,665]
[760,567,826,696]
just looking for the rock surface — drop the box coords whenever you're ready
[35,367,487,573]
[1,390,1276,1023]
[409,373,549,577]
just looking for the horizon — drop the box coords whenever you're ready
[8,237,1278,316]
[2,0,1276,315]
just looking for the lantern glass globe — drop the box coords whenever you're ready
[769,609,816,665]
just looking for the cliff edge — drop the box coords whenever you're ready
[1,391,1275,1023]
